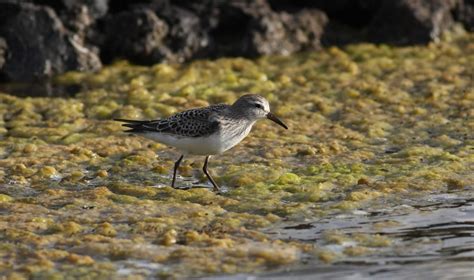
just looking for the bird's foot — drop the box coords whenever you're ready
[171,185,192,190]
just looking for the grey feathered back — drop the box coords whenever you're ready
[115,104,229,137]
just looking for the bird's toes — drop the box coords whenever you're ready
[173,186,192,190]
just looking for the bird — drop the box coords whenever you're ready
[115,94,288,192]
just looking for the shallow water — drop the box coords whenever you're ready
[207,192,474,279]
[0,34,473,279]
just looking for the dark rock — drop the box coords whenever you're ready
[202,1,255,57]
[153,3,211,62]
[207,0,327,57]
[107,0,150,14]
[0,1,101,82]
[268,0,381,27]
[32,0,108,49]
[170,0,222,30]
[285,9,328,51]
[155,0,327,58]
[56,0,108,34]
[455,0,474,31]
[267,0,380,45]
[33,0,108,20]
[368,0,458,45]
[269,0,465,45]
[247,8,327,56]
[35,0,108,64]
[103,8,171,64]
[62,0,108,19]
[0,37,6,71]
[103,1,210,64]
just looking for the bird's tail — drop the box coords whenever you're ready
[114,118,153,133]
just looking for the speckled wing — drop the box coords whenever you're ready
[115,104,228,137]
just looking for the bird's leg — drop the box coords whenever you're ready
[203,156,220,192]
[171,154,184,189]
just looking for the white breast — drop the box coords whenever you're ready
[142,123,253,155]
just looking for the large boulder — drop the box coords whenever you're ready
[33,0,109,29]
[102,8,171,64]
[267,0,380,45]
[152,1,211,62]
[268,0,465,45]
[102,0,327,63]
[57,0,108,36]
[0,1,101,82]
[102,1,210,64]
[201,0,327,57]
[268,0,380,26]
[33,0,108,57]
[368,0,458,44]
[0,37,6,71]
[455,0,474,31]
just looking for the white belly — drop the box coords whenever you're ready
[142,125,253,155]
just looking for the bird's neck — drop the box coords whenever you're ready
[226,107,255,122]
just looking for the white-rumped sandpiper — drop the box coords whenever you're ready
[115,94,288,191]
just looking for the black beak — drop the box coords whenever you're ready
[266,112,288,129]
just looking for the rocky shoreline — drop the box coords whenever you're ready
[0,0,473,82]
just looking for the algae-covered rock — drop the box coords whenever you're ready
[95,223,117,237]
[0,194,13,202]
[276,173,302,185]
[38,166,59,178]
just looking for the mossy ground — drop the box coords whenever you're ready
[0,34,473,279]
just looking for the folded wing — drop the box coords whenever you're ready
[114,104,228,137]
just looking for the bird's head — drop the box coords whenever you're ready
[232,94,288,129]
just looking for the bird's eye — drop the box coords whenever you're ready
[254,103,263,109]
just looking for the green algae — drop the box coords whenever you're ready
[0,34,473,278]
